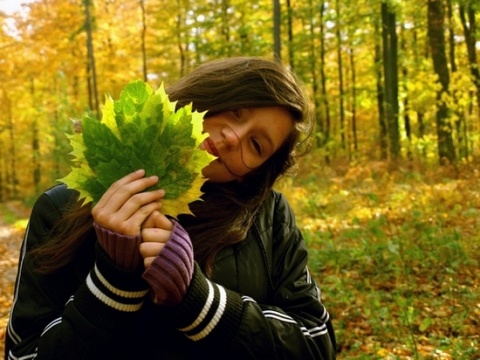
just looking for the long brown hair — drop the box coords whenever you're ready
[33,57,314,275]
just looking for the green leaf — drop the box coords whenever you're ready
[59,80,215,218]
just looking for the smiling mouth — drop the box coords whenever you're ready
[203,138,219,157]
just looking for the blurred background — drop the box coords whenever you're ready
[1,0,479,199]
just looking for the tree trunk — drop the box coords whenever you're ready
[286,0,294,69]
[221,0,231,55]
[349,46,358,152]
[176,0,187,76]
[411,23,428,160]
[139,0,148,82]
[307,0,320,145]
[447,0,457,73]
[30,78,41,193]
[381,2,400,160]
[448,0,469,159]
[375,17,387,159]
[273,0,281,61]
[319,0,331,156]
[427,0,456,164]
[335,0,346,150]
[400,25,412,159]
[459,2,480,119]
[84,0,99,116]
[2,90,18,199]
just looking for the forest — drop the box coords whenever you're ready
[1,0,480,358]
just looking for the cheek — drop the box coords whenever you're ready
[202,118,217,134]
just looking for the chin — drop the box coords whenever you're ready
[202,161,244,183]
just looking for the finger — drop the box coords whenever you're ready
[113,189,165,223]
[155,213,174,231]
[141,228,171,243]
[142,210,162,229]
[143,256,156,268]
[94,187,164,230]
[95,170,146,209]
[109,201,162,236]
[97,175,160,215]
[139,241,165,259]
[142,211,173,231]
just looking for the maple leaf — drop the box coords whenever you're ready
[59,80,215,218]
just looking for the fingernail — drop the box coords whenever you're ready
[136,169,145,174]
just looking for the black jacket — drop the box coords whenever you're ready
[5,184,336,359]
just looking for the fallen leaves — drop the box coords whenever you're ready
[278,157,480,359]
[0,202,29,356]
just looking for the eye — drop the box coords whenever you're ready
[251,138,262,155]
[231,109,241,120]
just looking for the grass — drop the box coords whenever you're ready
[276,156,480,359]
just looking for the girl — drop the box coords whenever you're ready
[5,57,336,359]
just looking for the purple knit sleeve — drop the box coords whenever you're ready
[93,222,143,271]
[142,220,194,306]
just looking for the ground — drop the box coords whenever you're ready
[0,201,30,356]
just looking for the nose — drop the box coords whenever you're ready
[221,125,243,150]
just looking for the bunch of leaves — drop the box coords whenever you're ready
[60,80,215,218]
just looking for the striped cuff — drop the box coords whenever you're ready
[74,243,149,331]
[163,263,244,343]
[86,263,148,312]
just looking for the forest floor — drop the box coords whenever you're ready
[1,156,480,359]
[276,155,480,359]
[0,200,30,356]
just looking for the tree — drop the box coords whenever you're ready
[318,0,331,155]
[349,46,358,153]
[83,0,99,116]
[1,89,18,199]
[335,0,346,150]
[286,0,294,67]
[427,0,456,164]
[273,0,281,60]
[447,0,469,159]
[375,15,388,159]
[459,0,480,119]
[139,0,148,82]
[381,2,400,160]
[30,78,41,194]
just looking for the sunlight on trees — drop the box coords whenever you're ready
[0,0,479,200]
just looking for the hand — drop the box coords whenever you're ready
[139,211,174,268]
[92,170,165,236]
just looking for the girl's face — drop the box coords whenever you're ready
[200,106,293,183]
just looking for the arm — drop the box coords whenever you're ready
[142,193,336,359]
[5,186,151,360]
[161,244,334,359]
[6,171,165,360]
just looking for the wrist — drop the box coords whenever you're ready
[142,220,194,305]
[157,263,244,343]
[73,243,149,332]
[93,222,143,270]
